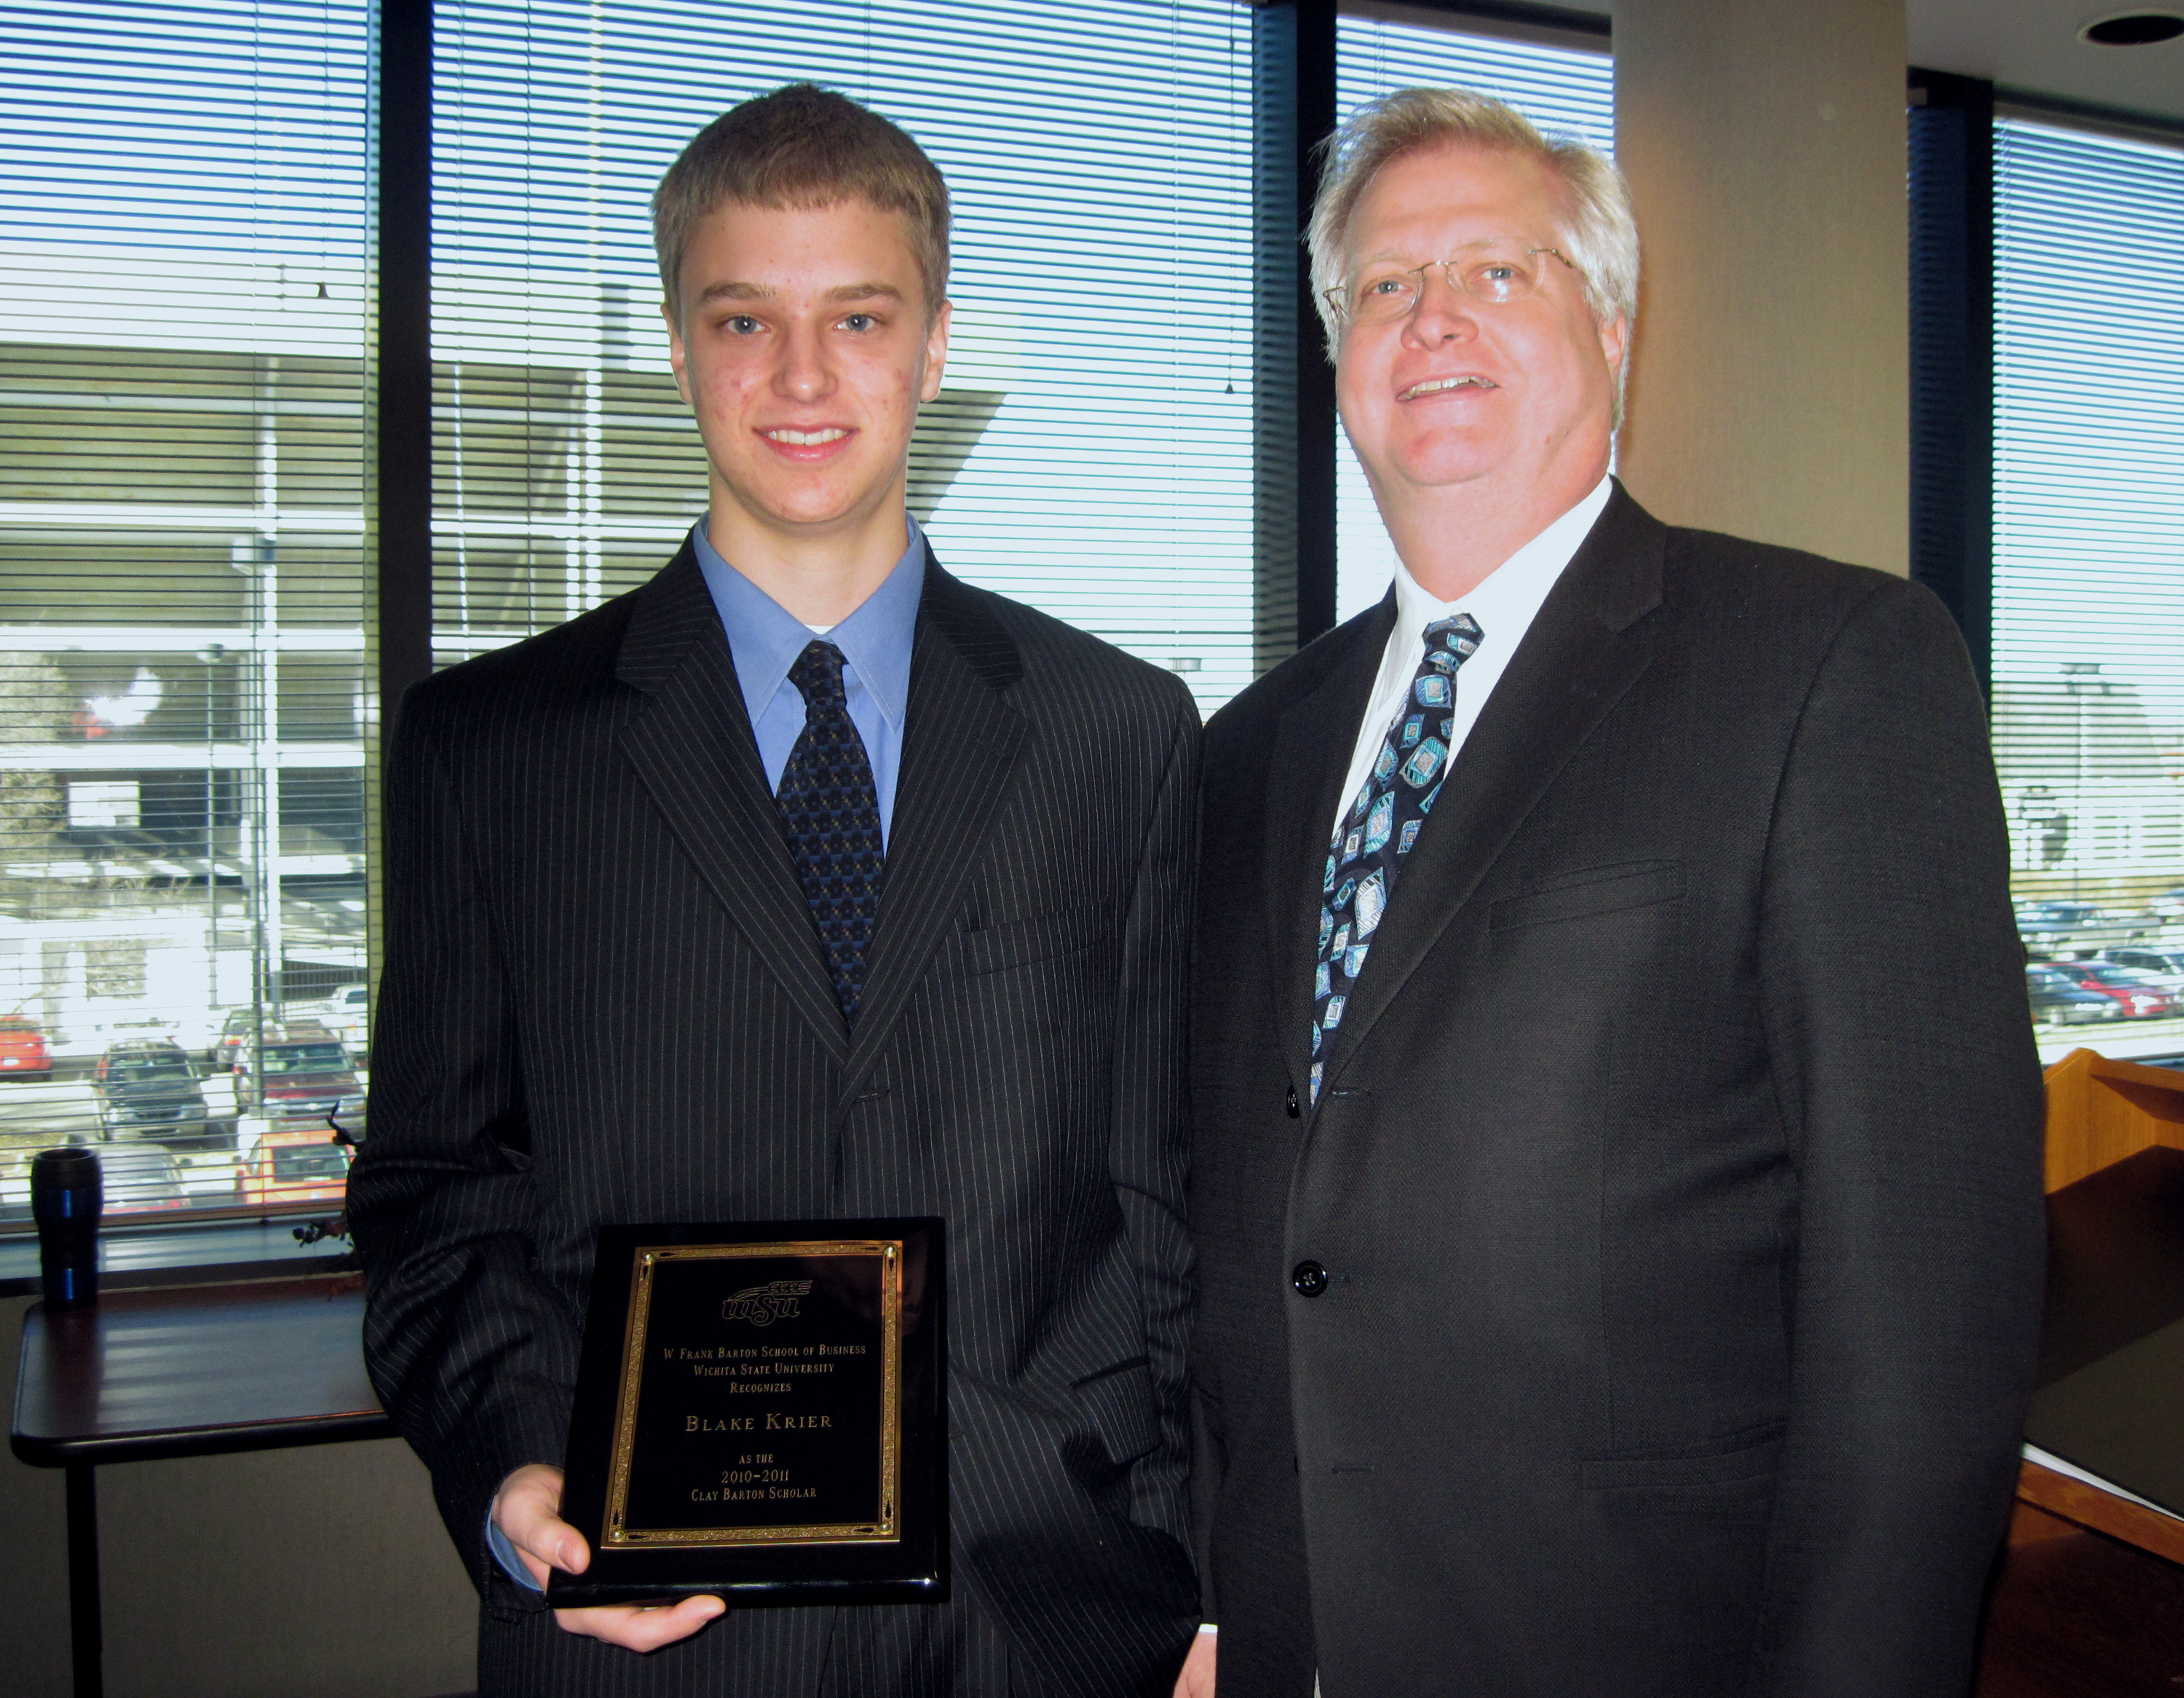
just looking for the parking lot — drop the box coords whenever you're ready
[0,1068,322,1217]
[2036,1014,2184,1069]
[2020,907,2184,1069]
[0,994,2173,1218]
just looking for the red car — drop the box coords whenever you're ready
[2062,962,2180,1019]
[0,1016,52,1077]
[234,1022,362,1121]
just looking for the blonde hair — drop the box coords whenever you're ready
[1307,87,1638,416]
[652,83,949,321]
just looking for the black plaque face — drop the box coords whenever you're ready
[551,1218,945,1609]
[609,1241,899,1546]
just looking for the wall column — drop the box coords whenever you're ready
[1613,0,1910,574]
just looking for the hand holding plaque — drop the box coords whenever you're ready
[549,1217,946,1608]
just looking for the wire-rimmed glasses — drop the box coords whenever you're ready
[1324,245,1579,326]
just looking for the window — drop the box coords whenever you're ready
[0,1,371,1224]
[20,0,2170,1245]
[1332,16,1613,621]
[0,0,1262,1241]
[1990,117,2184,1046]
[432,0,1256,711]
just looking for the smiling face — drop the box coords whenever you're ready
[665,196,948,553]
[1334,143,1625,524]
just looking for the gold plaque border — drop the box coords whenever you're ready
[604,1239,903,1549]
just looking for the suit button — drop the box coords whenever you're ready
[1285,1085,1300,1119]
[1292,1260,1328,1298]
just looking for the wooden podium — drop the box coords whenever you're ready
[1978,1049,2184,1696]
[2037,1046,2184,1196]
[2015,1047,2184,1556]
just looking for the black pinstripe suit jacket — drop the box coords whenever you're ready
[349,542,1202,1697]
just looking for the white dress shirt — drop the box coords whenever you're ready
[1329,474,1615,839]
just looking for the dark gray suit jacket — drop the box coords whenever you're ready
[350,543,1201,1697]
[1189,486,2045,1697]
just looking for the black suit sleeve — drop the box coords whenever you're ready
[1107,692,1202,1542]
[349,687,579,1608]
[1748,577,2046,1696]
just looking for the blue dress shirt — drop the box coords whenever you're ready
[691,513,924,848]
[486,514,926,1591]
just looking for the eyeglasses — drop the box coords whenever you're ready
[1324,245,1579,326]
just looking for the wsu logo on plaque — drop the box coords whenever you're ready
[721,1279,813,1327]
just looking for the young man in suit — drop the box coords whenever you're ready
[352,84,1201,1697]
[1180,88,2043,1698]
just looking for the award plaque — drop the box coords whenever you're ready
[549,1217,945,1608]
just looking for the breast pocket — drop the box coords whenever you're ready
[1488,861,1686,932]
[1579,1422,1783,1494]
[962,904,1112,976]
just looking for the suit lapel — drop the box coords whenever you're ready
[1319,487,1666,1089]
[1262,599,1395,1095]
[837,553,1029,1105]
[615,543,852,1064]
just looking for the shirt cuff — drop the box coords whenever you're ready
[487,1508,545,1592]
[1198,1622,1218,1634]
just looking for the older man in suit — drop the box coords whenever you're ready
[1179,88,2043,1698]
[352,84,1200,1697]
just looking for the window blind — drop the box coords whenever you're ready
[1331,19,1614,623]
[0,1,370,1220]
[1991,117,2184,951]
[432,0,1256,712]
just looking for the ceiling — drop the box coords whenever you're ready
[1910,0,2184,125]
[1547,0,2184,125]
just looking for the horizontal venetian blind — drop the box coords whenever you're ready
[432,0,1255,712]
[1990,117,2184,931]
[0,1,371,1218]
[1331,19,1614,622]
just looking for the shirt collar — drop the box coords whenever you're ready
[1390,472,1614,642]
[689,513,925,734]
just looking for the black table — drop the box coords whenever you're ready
[11,1276,395,1698]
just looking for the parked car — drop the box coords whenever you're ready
[314,984,370,1059]
[2057,962,2180,1019]
[237,1121,353,1209]
[2106,947,2184,991]
[2017,900,2148,957]
[2149,889,2184,922]
[207,1008,256,1073]
[0,1014,52,1077]
[329,1091,366,1146]
[233,1022,361,1121]
[2026,965,2126,1027]
[92,1040,211,1140]
[90,1142,191,1215]
[0,1142,194,1222]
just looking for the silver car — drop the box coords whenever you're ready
[2105,947,2184,992]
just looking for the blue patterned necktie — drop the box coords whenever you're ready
[1310,612,1484,1102]
[776,640,886,1026]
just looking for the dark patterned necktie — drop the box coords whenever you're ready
[1310,612,1484,1103]
[776,640,885,1026]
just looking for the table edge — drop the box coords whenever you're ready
[13,1408,397,1468]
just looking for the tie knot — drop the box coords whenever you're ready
[1421,612,1483,673]
[788,639,848,710]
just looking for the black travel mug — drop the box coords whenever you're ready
[31,1146,103,1310]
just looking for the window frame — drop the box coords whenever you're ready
[14,1,2184,1281]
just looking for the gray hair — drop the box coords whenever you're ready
[1306,87,1639,417]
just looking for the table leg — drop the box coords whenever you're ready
[65,1461,101,1698]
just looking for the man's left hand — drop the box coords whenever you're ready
[492,1461,726,1650]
